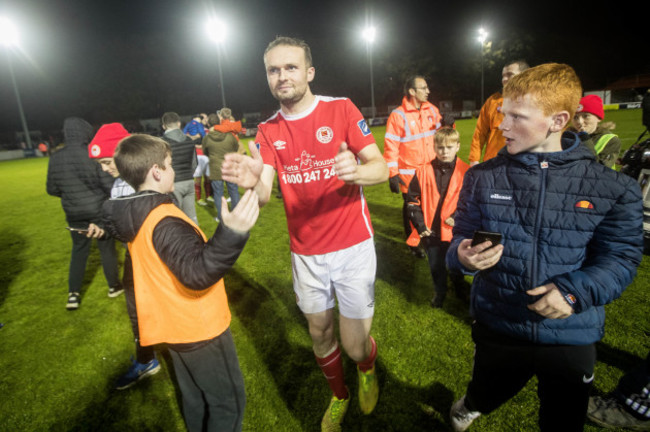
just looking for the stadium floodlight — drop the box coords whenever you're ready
[0,16,20,46]
[477,27,489,104]
[1,15,33,149]
[362,26,377,119]
[205,17,227,107]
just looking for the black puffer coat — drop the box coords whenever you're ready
[46,117,113,226]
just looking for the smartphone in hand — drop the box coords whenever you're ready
[66,226,89,234]
[471,230,502,248]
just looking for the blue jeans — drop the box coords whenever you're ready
[211,180,240,221]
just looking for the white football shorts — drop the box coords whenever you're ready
[291,237,376,319]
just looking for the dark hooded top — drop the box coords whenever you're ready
[46,117,114,226]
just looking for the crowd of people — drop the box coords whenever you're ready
[44,35,650,432]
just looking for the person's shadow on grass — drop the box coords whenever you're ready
[0,229,26,307]
[226,268,460,431]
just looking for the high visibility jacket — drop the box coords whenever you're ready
[384,97,442,193]
[469,92,505,163]
[129,203,231,346]
[407,158,469,245]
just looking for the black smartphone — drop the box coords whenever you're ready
[471,230,502,248]
[66,226,89,234]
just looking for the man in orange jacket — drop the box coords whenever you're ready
[383,75,442,257]
[469,60,529,166]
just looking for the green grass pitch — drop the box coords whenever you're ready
[0,110,648,431]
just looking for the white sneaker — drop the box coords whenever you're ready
[450,395,481,431]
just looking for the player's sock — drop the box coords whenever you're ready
[356,336,377,372]
[194,181,201,200]
[316,345,349,400]
[204,178,212,197]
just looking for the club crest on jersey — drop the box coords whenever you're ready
[316,126,334,143]
[358,119,371,136]
[273,140,286,150]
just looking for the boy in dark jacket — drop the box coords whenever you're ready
[406,127,469,308]
[46,117,122,310]
[446,64,643,431]
[103,134,259,432]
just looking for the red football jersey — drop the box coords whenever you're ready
[257,96,376,255]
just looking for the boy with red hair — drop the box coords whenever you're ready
[447,63,643,431]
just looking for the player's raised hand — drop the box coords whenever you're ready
[222,141,264,189]
[334,142,358,183]
[220,189,259,234]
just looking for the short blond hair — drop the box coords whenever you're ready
[434,127,460,146]
[503,63,582,118]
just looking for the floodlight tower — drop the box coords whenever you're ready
[206,18,227,108]
[362,26,377,119]
[477,27,489,105]
[1,16,33,149]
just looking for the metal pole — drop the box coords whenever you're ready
[479,42,485,106]
[217,45,226,108]
[6,50,32,149]
[367,42,376,119]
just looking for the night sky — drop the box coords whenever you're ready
[0,0,646,141]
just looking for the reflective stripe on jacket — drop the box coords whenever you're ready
[129,203,231,346]
[383,97,442,192]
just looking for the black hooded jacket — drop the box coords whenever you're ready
[46,117,114,225]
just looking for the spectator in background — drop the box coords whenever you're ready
[469,60,529,166]
[383,75,443,258]
[183,113,207,141]
[570,95,621,169]
[46,117,123,310]
[203,113,240,222]
[214,108,247,154]
[161,112,199,223]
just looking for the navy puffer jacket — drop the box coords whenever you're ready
[447,132,643,345]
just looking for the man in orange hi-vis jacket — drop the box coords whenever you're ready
[469,60,529,166]
[383,75,442,257]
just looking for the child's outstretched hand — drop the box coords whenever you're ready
[221,189,259,234]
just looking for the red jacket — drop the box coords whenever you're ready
[383,97,442,193]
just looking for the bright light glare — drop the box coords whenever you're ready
[205,18,227,44]
[477,27,488,44]
[362,26,376,43]
[0,16,20,47]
